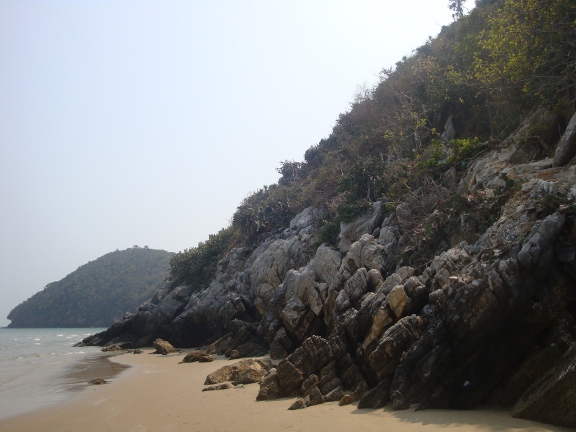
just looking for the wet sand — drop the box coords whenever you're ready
[0,351,128,421]
[0,349,572,432]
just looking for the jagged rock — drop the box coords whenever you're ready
[204,359,272,385]
[339,202,385,253]
[501,344,563,406]
[358,377,391,409]
[82,117,576,429]
[344,268,368,304]
[368,315,428,381]
[208,333,233,355]
[512,344,576,428]
[270,327,294,360]
[554,111,576,167]
[101,344,123,352]
[233,365,268,385]
[277,359,304,396]
[310,245,342,285]
[387,285,410,319]
[342,234,387,273]
[338,392,359,406]
[288,398,308,410]
[324,387,345,402]
[256,368,282,401]
[88,378,107,385]
[287,336,333,378]
[153,338,177,355]
[306,386,325,406]
[181,350,214,363]
[301,374,319,395]
[229,342,268,359]
[202,383,234,391]
[133,349,143,354]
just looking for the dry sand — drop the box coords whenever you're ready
[0,349,572,432]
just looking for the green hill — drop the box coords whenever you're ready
[7,247,174,327]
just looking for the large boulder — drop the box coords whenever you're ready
[152,338,177,354]
[204,359,273,385]
[554,111,576,166]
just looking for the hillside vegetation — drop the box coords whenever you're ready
[85,0,576,427]
[7,247,174,327]
[168,0,576,287]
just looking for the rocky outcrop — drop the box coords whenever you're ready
[83,113,576,428]
[339,202,385,252]
[181,350,214,363]
[511,344,576,427]
[152,338,177,354]
[204,359,273,386]
[554,111,576,167]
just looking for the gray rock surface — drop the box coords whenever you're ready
[554,111,576,166]
[83,126,576,427]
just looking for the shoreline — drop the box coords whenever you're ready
[0,350,126,421]
[0,349,572,432]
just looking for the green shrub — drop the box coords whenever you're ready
[168,227,235,289]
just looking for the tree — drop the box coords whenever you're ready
[448,0,466,19]
[474,0,576,104]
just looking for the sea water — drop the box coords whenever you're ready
[0,327,110,419]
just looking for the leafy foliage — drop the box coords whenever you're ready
[7,248,174,328]
[167,227,235,289]
[196,0,575,265]
[474,0,576,104]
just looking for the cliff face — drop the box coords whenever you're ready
[84,111,576,427]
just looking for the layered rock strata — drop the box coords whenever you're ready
[83,112,576,427]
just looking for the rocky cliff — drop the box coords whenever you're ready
[83,111,576,427]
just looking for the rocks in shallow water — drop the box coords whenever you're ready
[101,344,123,352]
[181,350,214,363]
[88,378,107,385]
[152,338,177,355]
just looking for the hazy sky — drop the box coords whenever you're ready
[0,0,455,326]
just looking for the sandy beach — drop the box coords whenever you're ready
[0,349,572,432]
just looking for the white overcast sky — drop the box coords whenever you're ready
[0,0,456,326]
